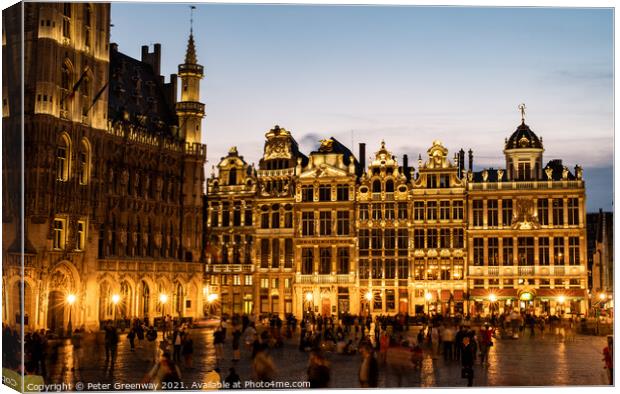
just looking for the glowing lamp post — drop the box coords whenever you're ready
[159,294,168,340]
[489,293,497,316]
[425,292,432,315]
[558,295,566,316]
[66,294,76,335]
[111,294,120,327]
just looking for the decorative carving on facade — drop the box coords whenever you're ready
[511,198,540,230]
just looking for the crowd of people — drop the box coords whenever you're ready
[2,310,614,389]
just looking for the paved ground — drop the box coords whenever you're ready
[44,325,611,389]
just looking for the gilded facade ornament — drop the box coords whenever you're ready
[545,166,553,180]
[318,138,334,152]
[511,198,540,230]
[562,166,569,180]
[497,169,504,181]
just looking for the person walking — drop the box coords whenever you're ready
[461,336,475,387]
[478,324,494,366]
[104,320,119,369]
[603,335,613,385]
[146,351,182,390]
[307,351,331,388]
[182,333,194,369]
[224,367,241,389]
[358,344,379,388]
[252,349,276,383]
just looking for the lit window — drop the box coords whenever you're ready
[76,220,86,251]
[53,219,66,249]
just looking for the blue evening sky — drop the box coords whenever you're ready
[110,4,613,211]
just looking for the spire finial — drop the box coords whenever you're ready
[190,5,196,35]
[518,103,526,124]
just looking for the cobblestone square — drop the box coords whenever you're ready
[44,325,610,390]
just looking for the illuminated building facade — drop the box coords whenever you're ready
[207,116,587,318]
[2,3,206,332]
[466,115,588,316]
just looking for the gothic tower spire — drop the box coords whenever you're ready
[176,5,204,145]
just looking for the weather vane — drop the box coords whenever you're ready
[190,5,196,34]
[518,103,526,123]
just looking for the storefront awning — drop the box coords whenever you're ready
[453,290,464,301]
[440,290,451,302]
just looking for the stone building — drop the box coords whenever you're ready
[205,147,257,315]
[206,114,588,319]
[587,210,613,305]
[2,2,206,333]
[295,137,359,317]
[466,117,588,316]
[410,141,467,315]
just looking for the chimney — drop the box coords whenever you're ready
[403,154,409,178]
[459,149,465,176]
[110,42,118,52]
[468,149,473,171]
[359,143,366,172]
[141,43,162,76]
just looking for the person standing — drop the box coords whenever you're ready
[441,325,455,361]
[172,328,183,363]
[232,327,241,362]
[461,336,475,387]
[478,324,494,366]
[127,327,136,352]
[358,344,379,388]
[104,320,119,369]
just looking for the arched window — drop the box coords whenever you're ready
[81,77,91,117]
[120,281,131,318]
[78,138,90,185]
[174,282,184,317]
[372,180,381,193]
[56,134,71,181]
[140,280,150,317]
[385,179,394,193]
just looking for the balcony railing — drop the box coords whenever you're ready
[257,168,295,177]
[469,180,583,191]
[206,264,254,274]
[296,273,355,284]
[468,265,585,277]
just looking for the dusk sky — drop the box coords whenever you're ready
[110,4,613,211]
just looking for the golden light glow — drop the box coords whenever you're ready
[425,292,432,301]
[111,294,120,304]
[365,291,373,301]
[305,292,313,302]
[558,295,566,304]
[159,294,169,304]
[489,294,497,302]
[599,293,607,300]
[66,294,76,305]
[207,293,218,303]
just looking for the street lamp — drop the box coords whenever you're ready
[425,292,432,315]
[111,294,120,327]
[159,293,168,340]
[66,294,76,336]
[489,293,497,316]
[558,295,565,316]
